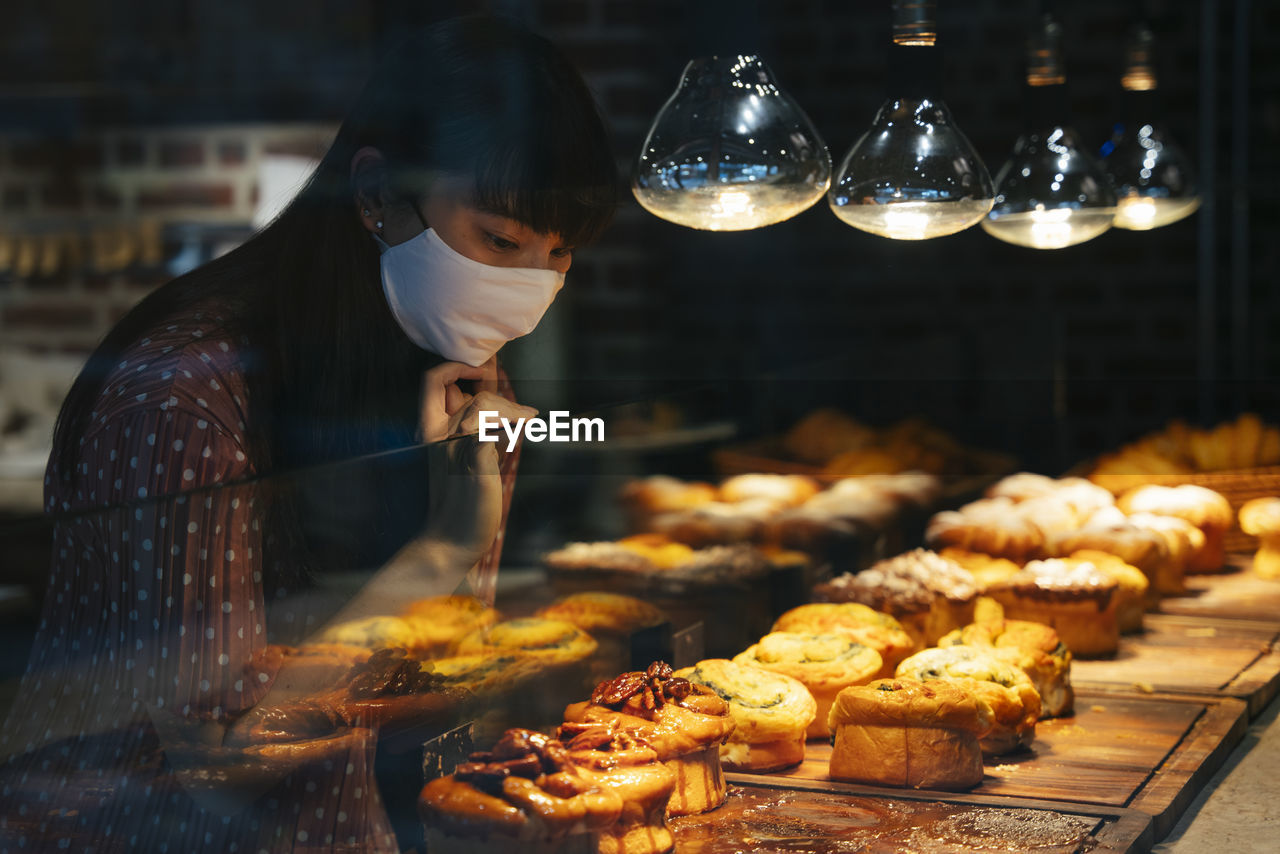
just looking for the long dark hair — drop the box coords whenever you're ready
[50,15,618,584]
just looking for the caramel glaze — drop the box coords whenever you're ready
[563,663,736,759]
[564,663,736,817]
[419,727,677,851]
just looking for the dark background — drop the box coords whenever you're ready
[1,0,1276,473]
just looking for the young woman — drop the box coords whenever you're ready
[0,15,617,852]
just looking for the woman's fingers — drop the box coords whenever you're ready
[455,391,538,436]
[421,361,488,443]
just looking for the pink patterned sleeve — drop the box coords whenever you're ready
[35,334,269,734]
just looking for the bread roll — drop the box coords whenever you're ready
[827,678,993,791]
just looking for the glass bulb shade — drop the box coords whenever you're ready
[982,125,1117,249]
[828,97,995,240]
[1104,122,1200,230]
[632,55,831,231]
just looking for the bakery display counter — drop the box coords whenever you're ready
[740,691,1245,841]
[1071,613,1280,716]
[1158,556,1280,622]
[672,778,1152,853]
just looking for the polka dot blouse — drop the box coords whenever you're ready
[0,312,519,852]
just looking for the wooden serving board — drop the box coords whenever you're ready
[739,692,1245,841]
[672,777,1152,853]
[1073,613,1280,715]
[1158,558,1280,624]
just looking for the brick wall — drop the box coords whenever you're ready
[0,125,336,352]
[0,0,1276,477]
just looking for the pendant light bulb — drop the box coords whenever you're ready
[982,13,1116,249]
[1103,23,1200,231]
[632,55,831,231]
[828,1,994,240]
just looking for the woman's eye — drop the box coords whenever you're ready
[485,233,517,251]
[551,247,575,259]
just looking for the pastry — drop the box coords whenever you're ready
[321,647,468,731]
[732,631,882,739]
[544,537,770,586]
[1117,484,1234,572]
[937,619,1073,718]
[1240,497,1280,578]
[1051,508,1175,597]
[770,602,918,677]
[647,501,779,547]
[401,595,499,657]
[456,618,600,723]
[619,475,718,531]
[986,559,1121,657]
[812,549,978,647]
[316,615,433,652]
[1123,512,1206,586]
[986,473,1115,518]
[244,643,371,699]
[419,727,675,854]
[781,408,877,465]
[563,662,736,817]
[717,473,821,507]
[1060,550,1149,634]
[537,593,667,684]
[925,497,1046,563]
[826,678,993,790]
[455,618,598,665]
[894,646,1041,755]
[673,658,817,772]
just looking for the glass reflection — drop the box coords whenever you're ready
[983,14,1116,250]
[828,97,994,240]
[633,55,831,231]
[1102,25,1199,231]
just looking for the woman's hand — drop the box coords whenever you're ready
[420,358,536,442]
[420,360,492,443]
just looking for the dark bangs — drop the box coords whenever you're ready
[382,16,620,247]
[469,130,618,248]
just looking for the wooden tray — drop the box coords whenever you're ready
[672,776,1152,853]
[1073,613,1280,715]
[1158,557,1280,623]
[741,692,1244,841]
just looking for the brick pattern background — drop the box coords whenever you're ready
[0,125,335,352]
[0,0,1276,476]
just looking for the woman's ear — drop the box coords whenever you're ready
[351,146,387,233]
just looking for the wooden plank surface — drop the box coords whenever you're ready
[672,777,1152,853]
[1073,614,1280,715]
[734,692,1245,843]
[1159,558,1280,624]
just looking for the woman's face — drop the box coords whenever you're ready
[382,173,574,275]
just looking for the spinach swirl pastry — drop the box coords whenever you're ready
[771,602,918,678]
[894,646,1041,756]
[937,618,1074,718]
[454,618,598,664]
[732,632,882,740]
[673,659,817,772]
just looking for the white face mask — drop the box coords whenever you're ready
[376,228,565,366]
